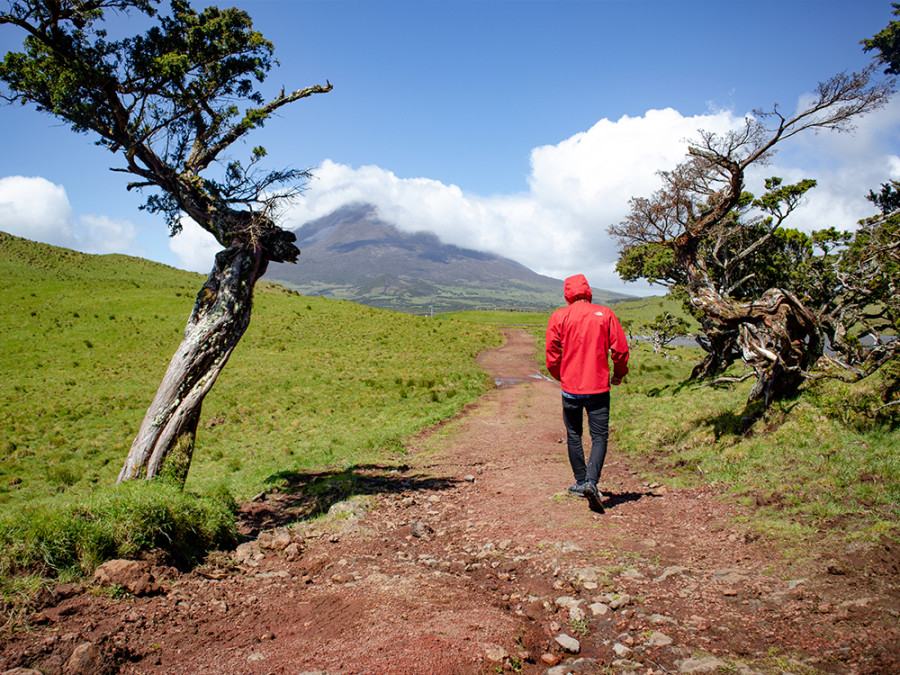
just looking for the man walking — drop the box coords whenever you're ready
[545,274,629,513]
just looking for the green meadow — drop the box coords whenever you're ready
[1,232,897,601]
[436,309,552,325]
[0,233,500,584]
[612,343,899,544]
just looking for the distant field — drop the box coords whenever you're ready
[438,296,694,328]
[611,295,700,331]
[436,310,552,325]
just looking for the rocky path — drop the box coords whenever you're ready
[2,329,898,674]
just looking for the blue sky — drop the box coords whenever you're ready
[1,0,898,295]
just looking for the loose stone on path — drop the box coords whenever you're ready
[554,633,581,653]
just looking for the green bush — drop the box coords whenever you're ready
[0,481,238,578]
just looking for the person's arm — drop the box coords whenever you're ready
[608,313,629,385]
[545,317,562,382]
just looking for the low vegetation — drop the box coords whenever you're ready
[1,237,896,619]
[613,342,899,546]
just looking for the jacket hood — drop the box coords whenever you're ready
[564,274,592,304]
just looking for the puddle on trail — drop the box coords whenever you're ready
[493,373,555,388]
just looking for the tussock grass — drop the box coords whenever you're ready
[0,481,238,578]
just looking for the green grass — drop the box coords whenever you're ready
[0,480,238,577]
[0,232,501,580]
[436,309,553,325]
[611,342,899,545]
[2,231,897,592]
[612,294,698,329]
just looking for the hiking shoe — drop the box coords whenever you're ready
[583,482,604,513]
[568,480,589,496]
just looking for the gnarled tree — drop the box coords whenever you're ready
[0,0,332,484]
[610,67,895,409]
[822,184,900,397]
[641,312,691,355]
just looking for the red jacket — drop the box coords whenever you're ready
[545,274,630,395]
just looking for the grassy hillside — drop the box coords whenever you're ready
[613,295,700,333]
[0,233,501,580]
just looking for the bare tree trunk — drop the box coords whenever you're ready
[691,323,741,380]
[117,244,267,485]
[691,287,824,407]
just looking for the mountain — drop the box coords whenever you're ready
[264,203,635,314]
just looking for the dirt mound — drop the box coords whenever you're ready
[1,329,897,674]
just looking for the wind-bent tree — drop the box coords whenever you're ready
[823,182,900,401]
[641,312,691,355]
[0,0,332,484]
[610,67,895,408]
[862,2,900,75]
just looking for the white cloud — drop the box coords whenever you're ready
[0,175,144,256]
[78,214,139,255]
[528,108,737,217]
[0,175,77,247]
[284,99,896,296]
[287,109,745,294]
[167,216,220,273]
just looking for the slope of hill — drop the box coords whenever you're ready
[265,203,635,313]
[0,231,500,508]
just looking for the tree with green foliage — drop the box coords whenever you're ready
[0,0,331,485]
[866,178,900,213]
[641,312,691,355]
[862,2,900,75]
[823,182,900,399]
[609,66,896,411]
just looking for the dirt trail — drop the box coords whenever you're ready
[2,329,898,675]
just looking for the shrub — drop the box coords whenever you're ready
[0,480,238,578]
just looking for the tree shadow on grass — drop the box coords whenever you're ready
[236,464,459,537]
[700,398,800,439]
[642,373,708,399]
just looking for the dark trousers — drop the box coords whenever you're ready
[562,392,610,484]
